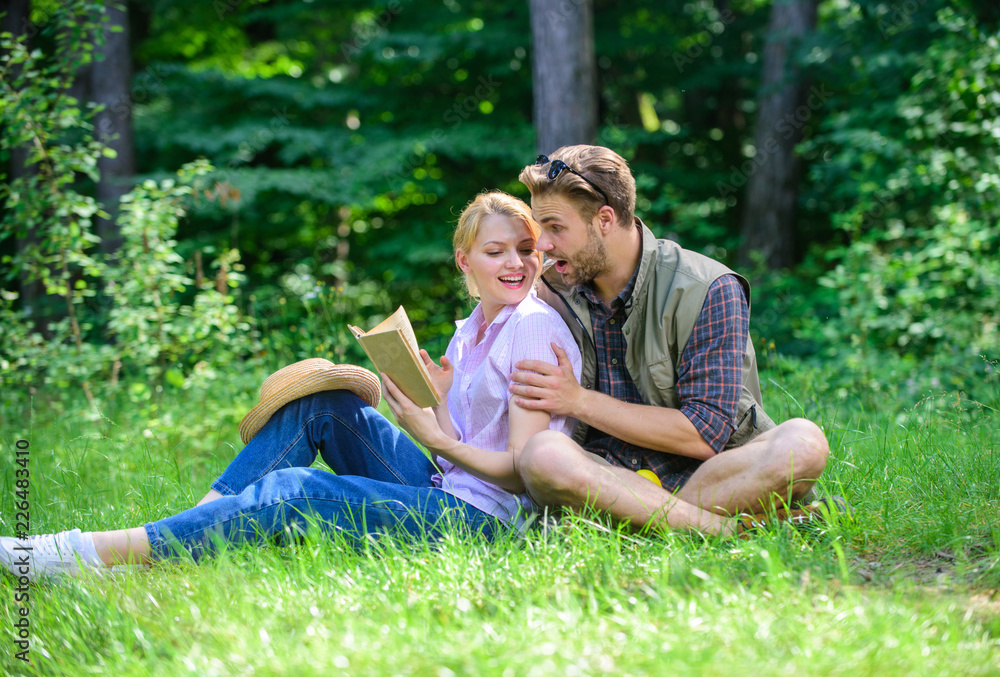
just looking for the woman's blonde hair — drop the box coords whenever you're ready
[453,191,541,298]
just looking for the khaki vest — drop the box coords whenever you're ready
[535,219,775,451]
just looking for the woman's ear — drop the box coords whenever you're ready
[455,249,471,273]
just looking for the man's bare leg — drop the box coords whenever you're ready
[676,418,829,515]
[517,431,738,536]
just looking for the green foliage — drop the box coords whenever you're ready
[122,0,793,356]
[0,6,256,398]
[596,0,771,255]
[0,1,117,395]
[105,160,255,388]
[132,0,535,319]
[824,205,999,360]
[748,2,1000,402]
[0,1,108,294]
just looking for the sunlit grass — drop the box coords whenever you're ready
[1,362,999,675]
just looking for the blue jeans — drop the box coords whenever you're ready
[143,391,499,562]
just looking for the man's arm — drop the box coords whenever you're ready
[510,276,749,460]
[509,347,715,460]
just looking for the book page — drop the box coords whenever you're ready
[367,306,419,353]
[348,306,440,408]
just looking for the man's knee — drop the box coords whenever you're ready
[768,418,829,479]
[517,430,572,484]
[517,431,588,505]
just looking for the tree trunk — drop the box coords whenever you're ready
[738,0,818,270]
[90,1,134,255]
[527,0,598,154]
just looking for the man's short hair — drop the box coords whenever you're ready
[518,145,636,229]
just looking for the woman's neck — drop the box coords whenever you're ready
[476,301,503,345]
[479,300,502,327]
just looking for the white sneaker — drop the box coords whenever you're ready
[0,529,105,581]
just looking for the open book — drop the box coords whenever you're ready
[348,306,442,408]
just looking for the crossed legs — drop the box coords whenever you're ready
[516,417,829,534]
[516,432,735,535]
[676,418,829,514]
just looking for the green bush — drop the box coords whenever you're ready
[0,4,257,401]
[810,7,999,362]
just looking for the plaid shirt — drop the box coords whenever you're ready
[580,271,749,491]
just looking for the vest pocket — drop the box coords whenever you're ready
[736,403,757,431]
[727,393,777,449]
[727,403,757,449]
[646,357,678,408]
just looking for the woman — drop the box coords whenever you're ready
[1,191,587,578]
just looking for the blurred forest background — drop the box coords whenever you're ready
[1,0,998,422]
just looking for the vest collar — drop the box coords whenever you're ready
[632,218,659,299]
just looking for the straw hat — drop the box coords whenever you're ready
[238,358,382,444]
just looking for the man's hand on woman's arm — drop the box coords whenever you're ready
[509,343,715,462]
[508,343,588,417]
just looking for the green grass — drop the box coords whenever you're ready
[1,361,999,676]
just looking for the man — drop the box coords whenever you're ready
[509,145,831,533]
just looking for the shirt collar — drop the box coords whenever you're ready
[454,297,521,342]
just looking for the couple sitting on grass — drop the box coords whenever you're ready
[2,145,838,579]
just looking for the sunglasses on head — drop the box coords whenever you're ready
[535,154,610,207]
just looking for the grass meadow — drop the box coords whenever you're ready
[1,359,998,676]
